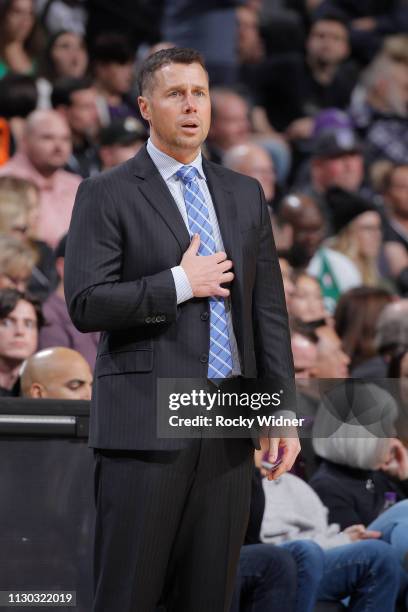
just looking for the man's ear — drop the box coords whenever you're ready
[29,383,46,398]
[138,96,151,122]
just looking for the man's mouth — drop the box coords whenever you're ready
[181,121,199,130]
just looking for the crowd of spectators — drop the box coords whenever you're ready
[0,0,408,610]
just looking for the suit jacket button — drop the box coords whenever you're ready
[160,315,166,322]
[200,312,209,321]
[200,354,208,364]
[145,316,151,323]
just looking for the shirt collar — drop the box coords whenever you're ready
[146,138,205,182]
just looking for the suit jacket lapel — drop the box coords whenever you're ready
[133,147,190,253]
[203,158,243,288]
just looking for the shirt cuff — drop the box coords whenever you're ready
[171,266,194,304]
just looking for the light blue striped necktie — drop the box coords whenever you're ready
[176,165,233,378]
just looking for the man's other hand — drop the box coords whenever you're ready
[260,434,301,480]
[181,234,234,298]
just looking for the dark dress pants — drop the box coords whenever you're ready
[93,438,253,612]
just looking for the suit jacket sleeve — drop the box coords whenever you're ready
[252,182,294,379]
[64,177,177,333]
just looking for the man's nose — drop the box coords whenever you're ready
[183,93,197,112]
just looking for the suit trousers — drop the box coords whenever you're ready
[92,438,254,612]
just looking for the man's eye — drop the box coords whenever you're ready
[169,91,179,97]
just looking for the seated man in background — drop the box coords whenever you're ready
[0,288,43,396]
[21,346,92,401]
[0,110,82,248]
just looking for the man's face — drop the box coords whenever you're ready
[314,153,364,192]
[209,94,250,151]
[386,166,408,218]
[66,88,99,138]
[25,115,72,174]
[97,62,134,95]
[293,208,325,259]
[291,333,318,379]
[315,325,350,378]
[307,20,349,65]
[138,62,211,163]
[236,149,276,201]
[0,300,37,362]
[39,356,93,400]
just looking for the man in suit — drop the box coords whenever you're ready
[64,47,299,612]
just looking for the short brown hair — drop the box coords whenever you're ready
[138,47,207,96]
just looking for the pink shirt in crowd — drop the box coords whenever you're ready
[0,152,82,248]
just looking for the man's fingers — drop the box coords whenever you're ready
[214,286,230,298]
[188,233,201,255]
[221,272,234,283]
[218,259,233,272]
[214,251,227,263]
[267,439,300,480]
[268,438,279,464]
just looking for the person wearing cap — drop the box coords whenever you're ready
[38,234,99,369]
[98,117,147,170]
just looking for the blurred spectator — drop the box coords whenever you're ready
[37,30,89,108]
[286,11,359,142]
[382,164,408,284]
[207,88,290,182]
[311,421,408,529]
[290,272,329,323]
[242,10,358,139]
[278,256,296,311]
[349,53,408,165]
[223,142,277,205]
[307,127,365,221]
[388,348,408,445]
[39,234,99,369]
[327,187,384,286]
[314,0,408,63]
[0,176,58,301]
[52,77,100,177]
[291,324,319,379]
[260,469,402,608]
[21,346,92,400]
[207,88,252,164]
[99,118,147,171]
[0,0,43,79]
[0,110,81,248]
[0,73,38,151]
[36,0,87,36]
[0,287,42,396]
[162,0,241,86]
[92,33,137,125]
[314,323,350,378]
[335,287,394,373]
[0,234,36,293]
[278,193,361,312]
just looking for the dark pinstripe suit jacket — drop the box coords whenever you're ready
[64,146,294,450]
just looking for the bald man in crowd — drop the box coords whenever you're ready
[21,347,92,400]
[0,110,81,248]
[223,142,276,205]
